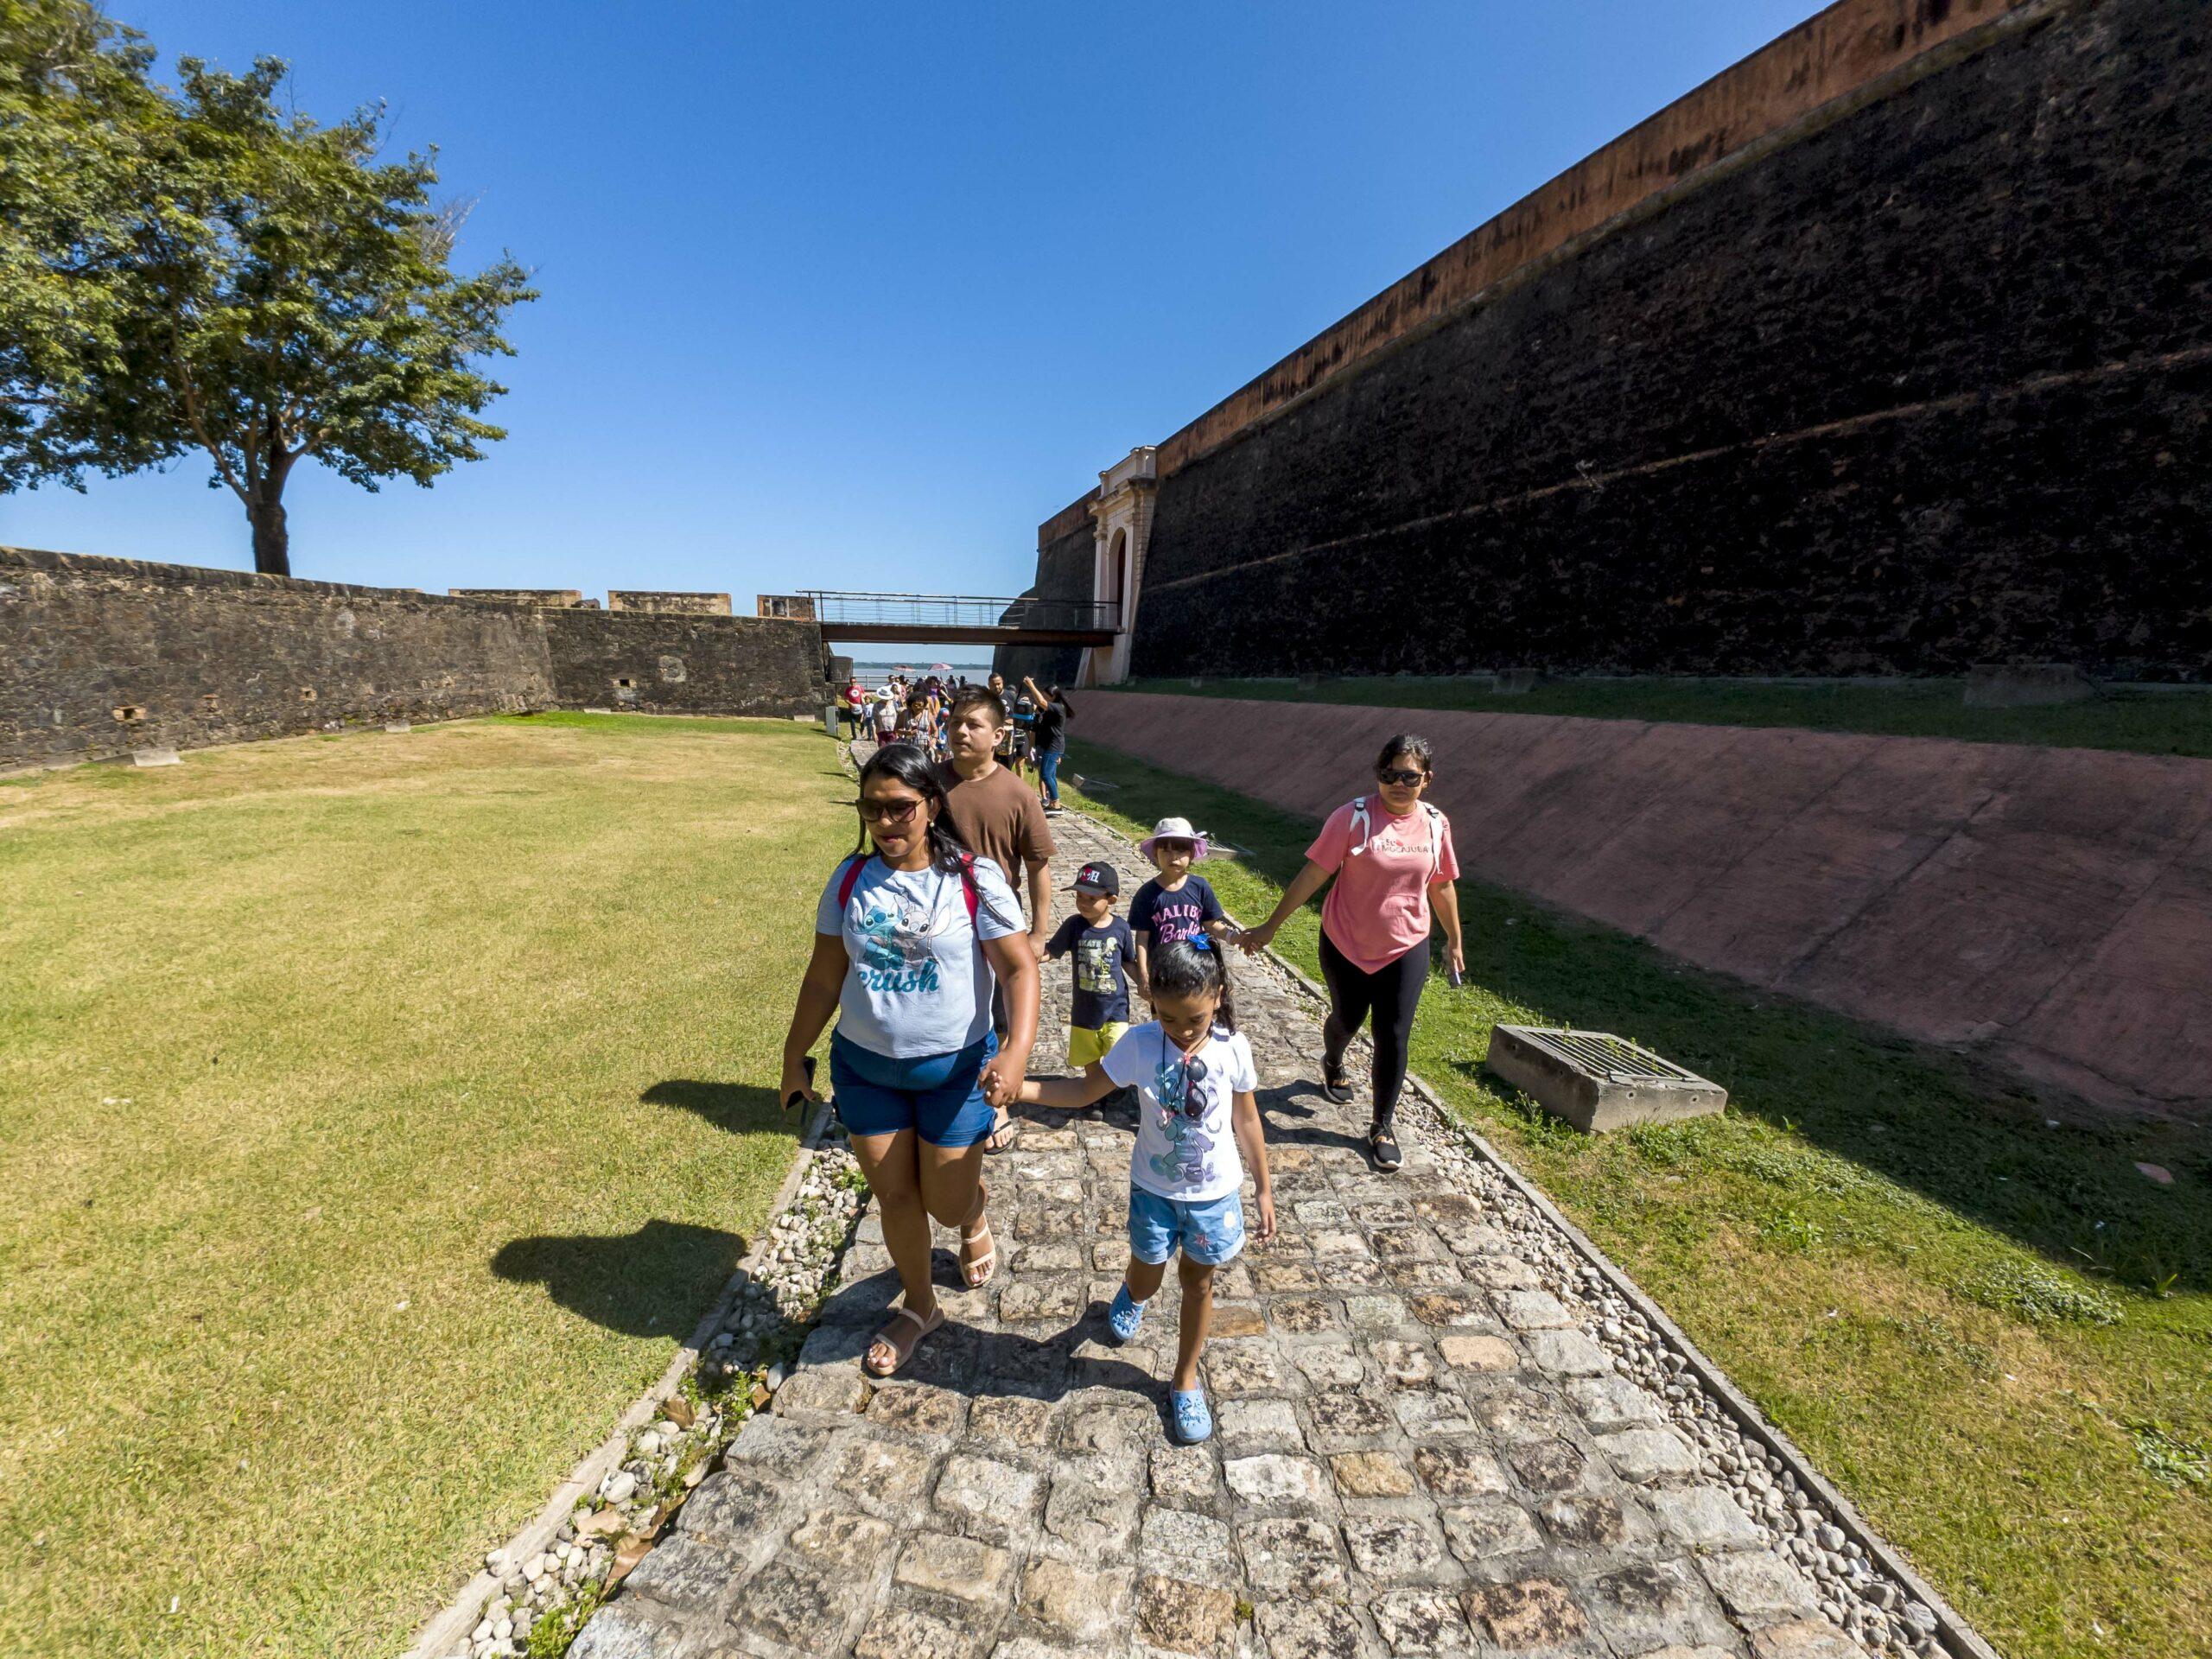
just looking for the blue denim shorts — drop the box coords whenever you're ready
[830,1029,997,1147]
[1128,1186,1246,1266]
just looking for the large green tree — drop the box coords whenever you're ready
[2,4,536,576]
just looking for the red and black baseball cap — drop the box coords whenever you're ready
[1067,861,1120,896]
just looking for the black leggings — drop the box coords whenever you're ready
[1318,929,1427,1126]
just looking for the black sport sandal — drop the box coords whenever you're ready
[1320,1056,1354,1104]
[1368,1120,1403,1173]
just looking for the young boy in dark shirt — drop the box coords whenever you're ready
[1044,861,1138,1069]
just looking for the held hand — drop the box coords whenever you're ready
[1238,922,1276,956]
[978,1053,1020,1107]
[1254,1190,1276,1244]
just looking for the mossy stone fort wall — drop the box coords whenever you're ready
[1021,0,2212,684]
[0,546,828,770]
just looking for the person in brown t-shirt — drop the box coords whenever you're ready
[939,685,1053,1148]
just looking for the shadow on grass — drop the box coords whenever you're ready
[493,1218,745,1338]
[1066,738,2212,1297]
[640,1080,790,1136]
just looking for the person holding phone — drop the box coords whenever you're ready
[779,743,1039,1376]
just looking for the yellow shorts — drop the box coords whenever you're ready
[1067,1021,1129,1069]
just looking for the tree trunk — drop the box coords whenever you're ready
[248,494,290,577]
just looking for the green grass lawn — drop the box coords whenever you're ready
[1065,737,2212,1659]
[0,713,852,1659]
[1116,675,2212,758]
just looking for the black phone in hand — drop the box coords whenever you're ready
[785,1055,817,1111]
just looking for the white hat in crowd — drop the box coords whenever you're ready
[1139,817,1211,861]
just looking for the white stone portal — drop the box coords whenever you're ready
[1082,446,1156,686]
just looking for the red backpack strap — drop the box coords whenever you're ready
[958,854,979,922]
[836,853,869,910]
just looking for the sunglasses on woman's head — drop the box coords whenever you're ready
[1377,767,1427,786]
[856,798,924,825]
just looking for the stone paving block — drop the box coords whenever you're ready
[1699,1549,1821,1619]
[1204,1338,1288,1395]
[1473,1383,1580,1445]
[870,1381,970,1442]
[1270,1295,1344,1333]
[967,1393,1056,1449]
[1467,1254,1543,1291]
[1043,1453,1143,1557]
[893,1531,1014,1604]
[1255,1257,1328,1294]
[1537,1492,1641,1551]
[1565,1374,1662,1431]
[1370,1588,1471,1656]
[1749,1618,1865,1658]
[1587,1560,1738,1653]
[1438,1497,1545,1566]
[1019,1557,1133,1643]
[1384,1259,1466,1290]
[1139,1503,1239,1584]
[1525,1329,1610,1377]
[798,1321,874,1367]
[723,1556,852,1653]
[1293,1343,1368,1388]
[1464,1576,1590,1649]
[1151,1440,1220,1503]
[1411,1442,1510,1498]
[620,1533,745,1617]
[1504,1436,1589,1493]
[1217,1395,1303,1452]
[791,1509,896,1571]
[826,1438,944,1522]
[1224,1452,1334,1512]
[1341,1514,1450,1582]
[1368,1340,1437,1388]
[1136,1574,1238,1655]
[1306,1388,1398,1451]
[999,1276,1085,1322]
[1492,1290,1573,1331]
[677,1467,784,1540]
[1389,1388,1478,1438]
[1313,1229,1376,1260]
[1597,1427,1700,1485]
[723,1415,833,1473]
[854,1601,988,1659]
[1331,1450,1416,1497]
[567,1600,683,1659]
[1437,1334,1518,1373]
[1256,1597,1376,1657]
[772,1363,870,1421]
[1060,1398,1161,1458]
[1404,1293,1487,1328]
[935,1452,1042,1541]
[1649,1485,1767,1552]
[1238,1514,1350,1596]
[1210,1302,1267,1338]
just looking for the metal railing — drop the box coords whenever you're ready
[785,590,1122,632]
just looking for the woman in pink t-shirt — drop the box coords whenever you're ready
[1239,734,1463,1172]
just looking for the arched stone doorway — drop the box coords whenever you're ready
[1084,447,1156,685]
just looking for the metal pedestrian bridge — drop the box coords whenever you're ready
[757,590,1117,647]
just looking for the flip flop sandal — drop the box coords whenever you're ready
[959,1190,997,1288]
[982,1108,1021,1154]
[863,1302,944,1377]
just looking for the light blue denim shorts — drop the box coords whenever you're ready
[1128,1186,1246,1266]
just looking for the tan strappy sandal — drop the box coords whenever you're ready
[959,1187,996,1289]
[864,1301,944,1377]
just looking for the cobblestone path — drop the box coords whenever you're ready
[573,810,1897,1659]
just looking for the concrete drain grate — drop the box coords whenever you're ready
[1486,1025,1726,1132]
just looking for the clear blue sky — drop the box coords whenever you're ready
[5,1,1823,607]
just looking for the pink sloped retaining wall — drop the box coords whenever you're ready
[1072,691,2212,1125]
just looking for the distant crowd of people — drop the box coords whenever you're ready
[838,670,1072,814]
[784,683,1460,1446]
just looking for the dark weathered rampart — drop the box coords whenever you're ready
[1026,0,2212,683]
[0,546,827,769]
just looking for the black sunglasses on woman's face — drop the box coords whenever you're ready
[857,798,925,825]
[1377,767,1427,786]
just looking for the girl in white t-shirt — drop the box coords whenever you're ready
[1011,938,1274,1444]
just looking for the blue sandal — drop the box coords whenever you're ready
[1106,1285,1147,1344]
[1170,1387,1213,1444]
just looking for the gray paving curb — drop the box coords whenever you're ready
[1072,801,2002,1659]
[401,1100,832,1659]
